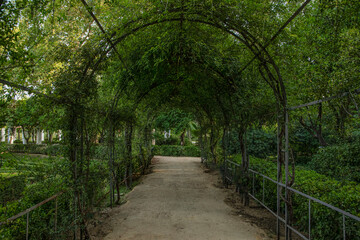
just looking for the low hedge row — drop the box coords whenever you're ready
[6,144,64,156]
[6,144,153,160]
[152,145,200,157]
[231,155,360,240]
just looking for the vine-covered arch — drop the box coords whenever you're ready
[80,3,310,238]
[4,0,353,239]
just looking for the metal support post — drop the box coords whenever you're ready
[308,199,311,240]
[224,160,227,187]
[343,214,346,240]
[276,115,281,240]
[26,212,29,240]
[285,110,290,239]
[55,197,58,234]
[262,177,265,203]
[252,172,255,196]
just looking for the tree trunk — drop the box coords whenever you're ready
[32,129,36,143]
[199,129,204,163]
[22,127,31,144]
[66,105,79,240]
[238,128,249,206]
[330,103,347,138]
[209,126,218,164]
[84,123,92,206]
[299,103,327,146]
[222,127,228,162]
[125,122,133,189]
[180,129,186,146]
[108,120,115,207]
[47,131,53,143]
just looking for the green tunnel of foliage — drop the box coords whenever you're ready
[1,0,360,239]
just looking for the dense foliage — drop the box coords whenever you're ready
[309,139,360,182]
[232,155,360,240]
[153,145,200,157]
[0,0,360,239]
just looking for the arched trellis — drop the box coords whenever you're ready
[81,5,295,238]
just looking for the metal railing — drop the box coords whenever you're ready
[0,162,149,239]
[224,159,360,240]
[0,191,64,240]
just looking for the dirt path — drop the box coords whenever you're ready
[92,156,272,240]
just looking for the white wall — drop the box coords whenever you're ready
[1,128,5,142]
[36,129,43,144]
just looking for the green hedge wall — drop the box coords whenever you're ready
[153,145,200,157]
[308,141,360,182]
[232,155,360,240]
[5,144,64,156]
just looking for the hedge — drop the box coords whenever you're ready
[5,144,64,156]
[308,141,360,182]
[232,155,360,240]
[152,145,200,157]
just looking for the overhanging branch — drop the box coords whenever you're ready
[0,79,49,98]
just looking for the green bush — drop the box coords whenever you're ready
[231,155,360,240]
[246,129,277,158]
[226,128,276,158]
[153,145,200,157]
[0,175,26,205]
[0,178,72,240]
[0,154,109,240]
[45,144,64,156]
[93,144,108,160]
[6,144,64,156]
[153,132,179,145]
[291,126,320,164]
[7,144,46,154]
[308,141,360,182]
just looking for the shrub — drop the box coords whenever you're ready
[45,144,64,156]
[0,175,26,205]
[291,126,320,164]
[231,155,360,240]
[246,128,277,158]
[154,133,179,145]
[6,144,64,156]
[153,145,200,157]
[0,178,72,240]
[226,128,276,158]
[308,141,360,182]
[93,144,108,160]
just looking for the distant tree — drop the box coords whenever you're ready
[155,109,196,145]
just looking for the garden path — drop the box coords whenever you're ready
[92,156,272,240]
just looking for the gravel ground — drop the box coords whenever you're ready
[90,156,273,240]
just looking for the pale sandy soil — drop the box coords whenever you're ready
[89,156,274,240]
